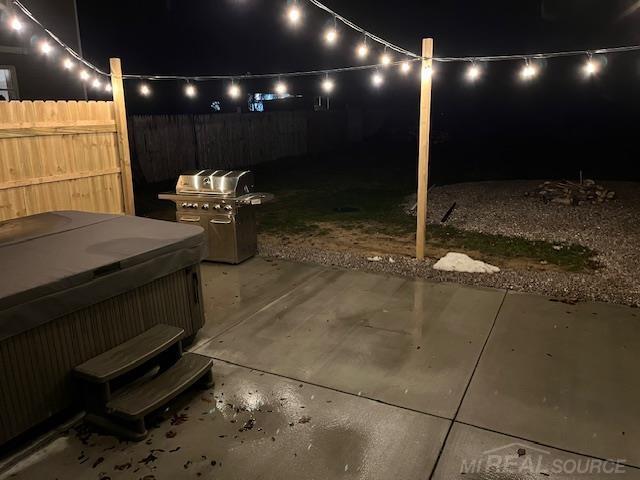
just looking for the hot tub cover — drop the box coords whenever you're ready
[0,211,206,340]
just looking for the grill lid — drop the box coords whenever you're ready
[176,170,255,197]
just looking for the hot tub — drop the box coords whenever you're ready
[0,211,207,446]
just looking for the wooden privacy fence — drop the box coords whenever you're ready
[129,110,357,184]
[0,98,134,221]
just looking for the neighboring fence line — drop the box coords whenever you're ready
[128,109,361,184]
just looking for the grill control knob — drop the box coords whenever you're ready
[224,205,233,211]
[181,202,188,208]
[202,204,210,210]
[214,204,222,210]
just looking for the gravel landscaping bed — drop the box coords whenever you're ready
[259,180,640,307]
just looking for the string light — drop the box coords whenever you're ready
[372,71,384,87]
[63,58,74,70]
[380,51,392,67]
[39,40,52,55]
[324,28,338,45]
[8,0,640,97]
[287,3,302,25]
[356,43,369,59]
[185,83,197,98]
[91,78,101,89]
[423,65,433,79]
[105,84,112,93]
[275,80,288,95]
[466,63,481,82]
[321,76,335,93]
[10,17,23,32]
[583,55,601,76]
[356,33,369,59]
[228,82,241,99]
[520,61,538,80]
[140,84,151,96]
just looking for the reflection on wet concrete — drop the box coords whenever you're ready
[1,361,449,480]
[197,266,506,419]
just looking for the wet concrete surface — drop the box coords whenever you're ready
[196,266,505,418]
[458,291,640,467]
[1,361,449,480]
[192,258,323,349]
[3,258,640,478]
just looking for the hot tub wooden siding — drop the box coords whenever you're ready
[0,265,205,446]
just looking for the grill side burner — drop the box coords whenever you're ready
[159,170,272,264]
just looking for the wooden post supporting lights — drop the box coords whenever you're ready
[110,58,135,216]
[416,38,434,260]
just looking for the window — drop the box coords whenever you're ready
[0,67,19,100]
[248,92,292,112]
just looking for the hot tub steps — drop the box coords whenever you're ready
[74,324,213,441]
[74,324,185,383]
[108,353,213,419]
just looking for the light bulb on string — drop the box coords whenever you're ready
[140,84,151,97]
[63,58,74,70]
[422,65,434,80]
[105,84,112,93]
[583,55,601,77]
[321,76,335,93]
[275,80,288,95]
[520,60,538,81]
[185,84,197,98]
[372,71,384,87]
[380,51,392,67]
[91,78,102,89]
[324,16,338,45]
[400,61,412,75]
[228,82,241,99]
[10,17,24,32]
[79,70,90,82]
[39,41,53,55]
[466,63,481,82]
[287,3,301,25]
[356,35,369,59]
[324,28,338,45]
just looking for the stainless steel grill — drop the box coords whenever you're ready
[159,170,272,264]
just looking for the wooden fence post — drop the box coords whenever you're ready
[110,58,135,216]
[416,38,434,260]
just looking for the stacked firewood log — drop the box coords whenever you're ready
[526,180,616,205]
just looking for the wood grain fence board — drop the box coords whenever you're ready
[0,100,130,221]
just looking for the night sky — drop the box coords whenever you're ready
[76,0,640,181]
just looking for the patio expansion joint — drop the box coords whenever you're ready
[204,356,453,424]
[426,289,508,480]
[203,354,640,472]
[428,288,640,476]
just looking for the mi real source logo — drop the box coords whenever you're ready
[460,443,627,476]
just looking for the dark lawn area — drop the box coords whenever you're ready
[138,146,598,273]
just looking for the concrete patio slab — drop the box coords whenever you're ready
[192,258,323,348]
[196,267,506,418]
[1,361,450,480]
[432,423,640,479]
[458,291,640,467]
